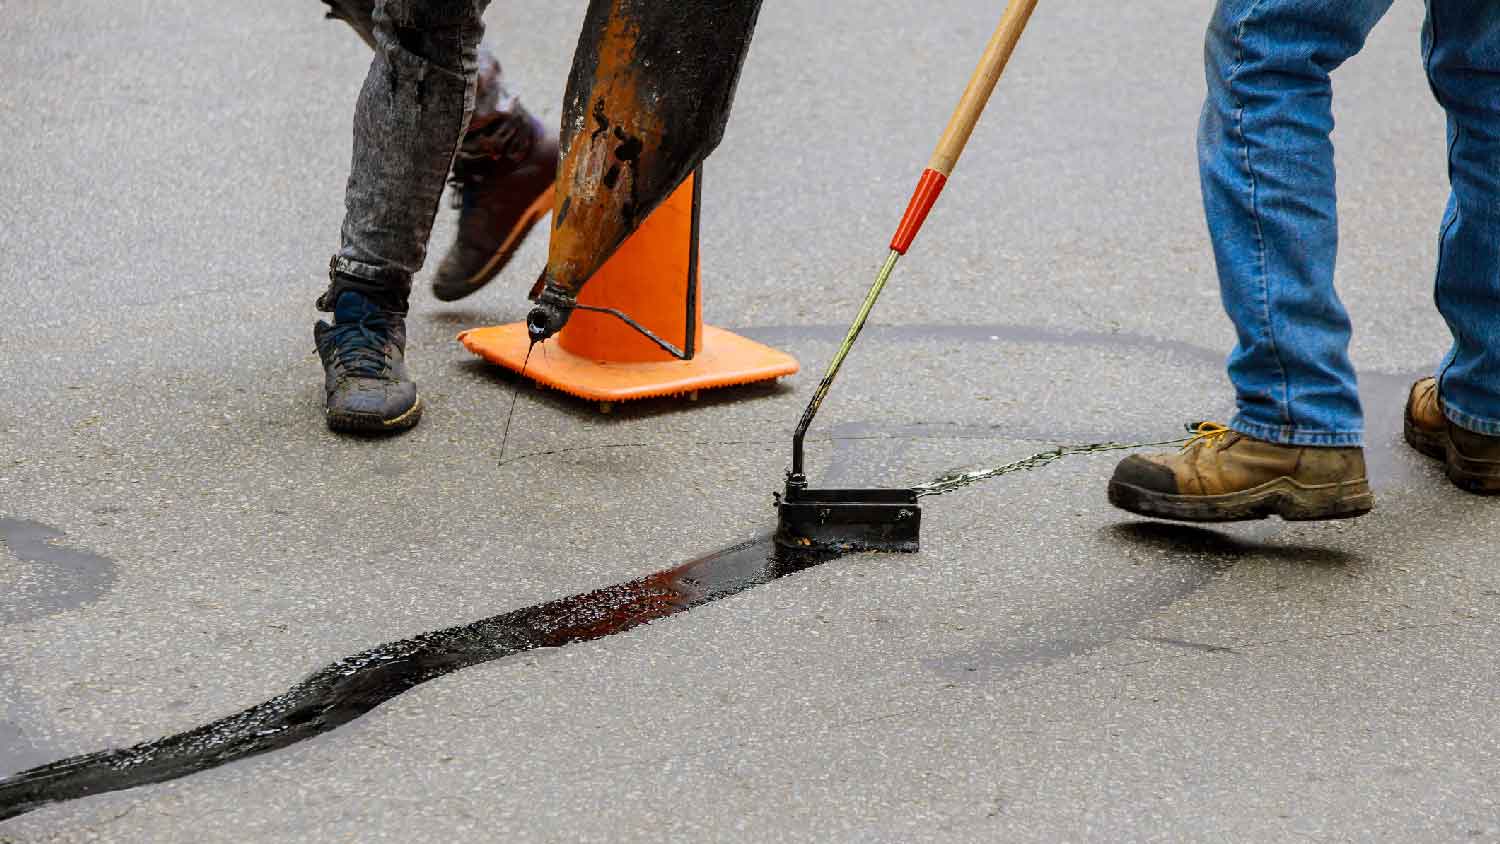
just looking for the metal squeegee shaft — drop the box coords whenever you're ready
[789,249,902,479]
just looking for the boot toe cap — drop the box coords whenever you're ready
[1111,455,1179,495]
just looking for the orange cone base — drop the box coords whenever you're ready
[459,323,799,403]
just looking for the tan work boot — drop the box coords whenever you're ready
[1108,423,1374,522]
[1404,377,1500,494]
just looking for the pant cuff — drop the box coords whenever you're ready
[1230,415,1364,448]
[1441,399,1500,437]
[329,255,409,287]
[319,256,411,313]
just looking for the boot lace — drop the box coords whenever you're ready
[325,313,393,378]
[1181,421,1232,451]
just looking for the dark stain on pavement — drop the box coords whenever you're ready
[0,521,118,783]
[0,321,1408,823]
[0,538,840,822]
[0,519,117,628]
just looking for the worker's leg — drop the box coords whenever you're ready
[314,0,490,433]
[321,0,520,150]
[1424,1,1500,434]
[323,0,490,308]
[321,0,556,305]
[1403,1,1500,492]
[1107,0,1394,522]
[1200,0,1393,447]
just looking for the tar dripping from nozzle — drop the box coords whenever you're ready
[526,284,576,344]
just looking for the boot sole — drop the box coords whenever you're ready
[1403,411,1447,461]
[432,190,554,303]
[326,397,423,434]
[1443,445,1500,496]
[1404,411,1500,495]
[1107,476,1374,523]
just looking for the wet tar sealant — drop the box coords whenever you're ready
[0,435,1192,823]
[1,318,1231,824]
[0,538,838,822]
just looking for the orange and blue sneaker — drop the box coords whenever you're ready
[431,109,557,303]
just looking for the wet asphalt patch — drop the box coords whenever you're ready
[0,431,1140,822]
[0,538,839,822]
[0,323,1417,823]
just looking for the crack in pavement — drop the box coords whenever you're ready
[493,429,1087,468]
[0,320,1430,827]
[0,435,1202,824]
[1137,636,1243,655]
[0,539,843,822]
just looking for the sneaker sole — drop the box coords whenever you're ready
[432,190,554,303]
[1107,476,1374,523]
[326,397,423,434]
[1404,411,1500,494]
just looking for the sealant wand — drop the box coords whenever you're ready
[778,0,1041,553]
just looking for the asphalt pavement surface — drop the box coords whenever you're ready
[4,0,1500,840]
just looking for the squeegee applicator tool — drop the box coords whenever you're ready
[774,0,1040,554]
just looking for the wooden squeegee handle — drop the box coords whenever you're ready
[889,0,1040,255]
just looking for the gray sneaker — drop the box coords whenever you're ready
[314,291,422,433]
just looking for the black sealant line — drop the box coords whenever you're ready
[0,431,1134,822]
[0,322,1417,822]
[0,539,841,822]
[3,322,1215,822]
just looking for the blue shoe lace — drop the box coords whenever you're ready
[325,312,394,379]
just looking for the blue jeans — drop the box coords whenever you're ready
[1202,0,1500,446]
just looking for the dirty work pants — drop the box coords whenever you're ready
[1202,0,1500,445]
[319,0,511,312]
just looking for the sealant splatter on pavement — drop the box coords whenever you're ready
[0,519,117,627]
[0,439,1172,822]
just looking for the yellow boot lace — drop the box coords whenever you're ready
[1182,421,1232,451]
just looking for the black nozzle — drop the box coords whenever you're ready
[526,287,576,344]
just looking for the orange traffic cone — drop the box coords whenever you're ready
[458,171,799,412]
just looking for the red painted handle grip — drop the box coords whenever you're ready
[889,169,948,255]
